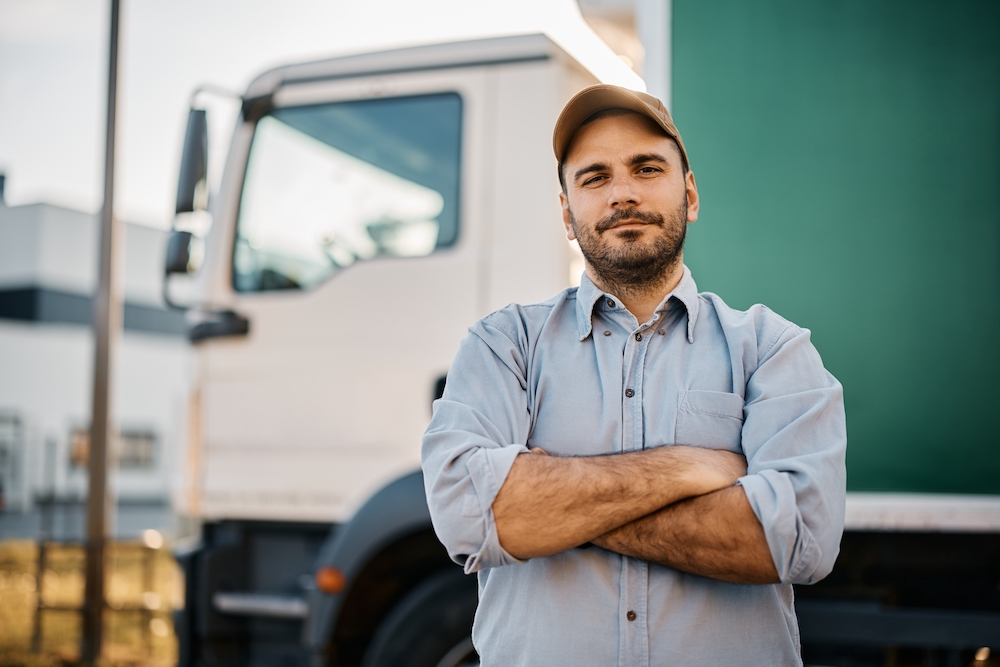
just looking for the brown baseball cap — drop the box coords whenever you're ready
[552,84,689,170]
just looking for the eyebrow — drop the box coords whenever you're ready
[628,152,670,166]
[573,162,609,182]
[572,153,672,183]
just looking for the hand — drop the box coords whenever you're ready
[664,446,746,497]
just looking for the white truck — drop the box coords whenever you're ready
[165,33,637,667]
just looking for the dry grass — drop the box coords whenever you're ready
[0,540,180,666]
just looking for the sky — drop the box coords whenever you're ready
[0,0,641,229]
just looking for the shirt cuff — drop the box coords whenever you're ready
[463,444,530,573]
[738,470,822,584]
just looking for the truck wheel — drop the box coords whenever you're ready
[362,568,479,667]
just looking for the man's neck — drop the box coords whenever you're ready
[586,261,685,325]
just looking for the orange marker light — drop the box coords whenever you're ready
[315,566,346,594]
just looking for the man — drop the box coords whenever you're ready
[422,84,847,666]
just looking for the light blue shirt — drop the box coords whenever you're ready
[422,267,847,667]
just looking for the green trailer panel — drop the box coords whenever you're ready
[673,0,1000,494]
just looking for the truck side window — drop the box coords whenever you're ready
[233,93,462,292]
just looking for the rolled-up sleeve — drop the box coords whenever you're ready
[422,313,532,574]
[737,318,847,585]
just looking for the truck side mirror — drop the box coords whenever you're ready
[165,230,194,275]
[176,109,208,214]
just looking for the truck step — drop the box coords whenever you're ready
[212,592,308,619]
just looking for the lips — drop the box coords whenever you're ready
[610,219,648,229]
[596,209,664,232]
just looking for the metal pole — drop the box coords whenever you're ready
[32,540,46,654]
[82,0,121,662]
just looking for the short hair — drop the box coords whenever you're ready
[557,108,687,192]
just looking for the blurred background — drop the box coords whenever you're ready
[0,1,997,666]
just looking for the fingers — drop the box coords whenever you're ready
[530,447,549,456]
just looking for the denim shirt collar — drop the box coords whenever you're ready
[576,265,700,343]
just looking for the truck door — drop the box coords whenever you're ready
[193,69,491,525]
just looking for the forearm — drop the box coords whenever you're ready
[493,446,745,560]
[591,485,779,584]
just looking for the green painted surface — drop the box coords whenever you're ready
[673,0,1000,493]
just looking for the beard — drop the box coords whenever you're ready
[569,198,688,299]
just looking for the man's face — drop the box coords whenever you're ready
[559,113,699,290]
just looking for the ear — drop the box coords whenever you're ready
[559,191,576,240]
[685,171,700,223]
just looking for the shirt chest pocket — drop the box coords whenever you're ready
[674,390,745,453]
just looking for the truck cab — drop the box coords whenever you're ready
[166,33,640,667]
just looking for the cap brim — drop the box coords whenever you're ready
[553,84,687,169]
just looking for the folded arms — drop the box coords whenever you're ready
[493,446,779,584]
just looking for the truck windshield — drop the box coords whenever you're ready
[233,93,462,291]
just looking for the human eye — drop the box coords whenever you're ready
[581,174,606,186]
[637,165,662,175]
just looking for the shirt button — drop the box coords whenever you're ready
[603,330,611,337]
[625,388,634,398]
[626,610,637,621]
[658,329,665,335]
[634,333,642,341]
[607,299,616,308]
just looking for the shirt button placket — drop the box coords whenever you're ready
[618,314,647,667]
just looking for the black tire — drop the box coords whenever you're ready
[361,568,479,667]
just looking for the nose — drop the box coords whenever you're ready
[607,176,640,208]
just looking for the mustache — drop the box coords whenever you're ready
[595,208,665,232]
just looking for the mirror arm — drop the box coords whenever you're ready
[163,274,185,312]
[189,83,241,107]
[163,230,192,310]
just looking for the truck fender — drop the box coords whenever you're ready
[304,469,436,652]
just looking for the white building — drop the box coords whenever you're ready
[0,199,191,539]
